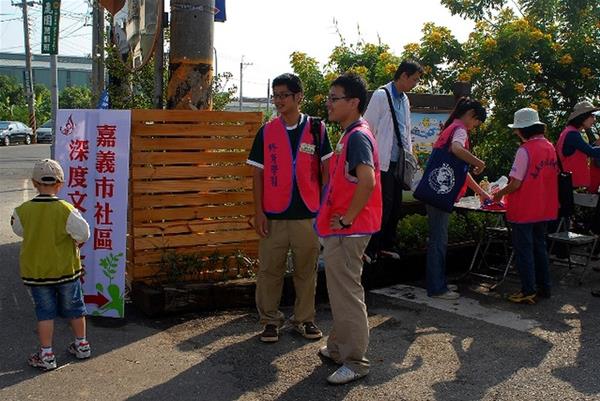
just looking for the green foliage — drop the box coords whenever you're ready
[0,76,50,126]
[59,86,92,109]
[211,72,238,111]
[397,212,499,252]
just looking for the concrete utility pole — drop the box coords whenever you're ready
[91,0,105,107]
[238,56,252,111]
[50,55,58,155]
[167,0,214,110]
[266,78,270,114]
[19,0,36,131]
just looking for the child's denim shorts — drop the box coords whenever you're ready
[30,279,87,321]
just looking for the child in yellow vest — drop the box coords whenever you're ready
[11,159,91,371]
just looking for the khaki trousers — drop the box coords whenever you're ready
[255,219,320,326]
[322,235,371,375]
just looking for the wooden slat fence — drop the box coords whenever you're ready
[128,110,262,283]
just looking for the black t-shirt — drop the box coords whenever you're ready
[247,114,333,219]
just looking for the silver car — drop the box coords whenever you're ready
[0,121,34,146]
[36,120,54,144]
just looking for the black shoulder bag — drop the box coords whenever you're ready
[556,150,574,218]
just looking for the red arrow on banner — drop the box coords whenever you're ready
[84,292,109,308]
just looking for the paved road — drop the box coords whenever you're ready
[2,144,600,400]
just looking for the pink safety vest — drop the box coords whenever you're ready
[315,121,382,237]
[556,125,590,188]
[262,117,322,213]
[506,138,559,223]
[433,119,471,200]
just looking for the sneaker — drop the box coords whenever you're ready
[28,352,57,371]
[447,284,458,292]
[508,292,536,305]
[68,341,91,359]
[362,252,376,264]
[326,365,367,385]
[318,346,341,365]
[431,290,460,300]
[260,324,279,343]
[294,322,322,340]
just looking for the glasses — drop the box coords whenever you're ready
[326,95,349,103]
[270,93,295,101]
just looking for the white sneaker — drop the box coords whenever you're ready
[326,365,367,385]
[432,290,460,300]
[447,284,458,291]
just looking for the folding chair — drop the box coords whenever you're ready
[548,192,599,283]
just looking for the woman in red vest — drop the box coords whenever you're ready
[493,108,559,304]
[555,101,600,191]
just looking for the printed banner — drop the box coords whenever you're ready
[42,0,61,55]
[410,112,450,169]
[55,109,131,318]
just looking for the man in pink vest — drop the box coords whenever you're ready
[315,73,382,385]
[493,108,558,304]
[247,73,333,343]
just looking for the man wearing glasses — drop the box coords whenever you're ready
[315,73,382,384]
[364,60,423,262]
[247,73,333,343]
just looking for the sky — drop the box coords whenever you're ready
[0,0,474,98]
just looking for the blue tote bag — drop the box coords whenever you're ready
[413,140,469,212]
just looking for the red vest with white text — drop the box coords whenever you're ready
[506,138,559,223]
[262,117,322,214]
[556,125,590,188]
[315,121,382,237]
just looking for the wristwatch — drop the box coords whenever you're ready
[339,216,352,228]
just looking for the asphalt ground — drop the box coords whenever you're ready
[2,144,600,401]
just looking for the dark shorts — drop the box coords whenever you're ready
[29,280,87,321]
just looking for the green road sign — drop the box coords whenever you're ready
[42,0,61,55]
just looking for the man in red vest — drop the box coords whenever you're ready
[315,73,382,385]
[247,74,333,343]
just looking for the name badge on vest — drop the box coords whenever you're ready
[299,143,316,155]
[335,142,344,154]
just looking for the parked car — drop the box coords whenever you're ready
[0,121,34,145]
[36,120,54,143]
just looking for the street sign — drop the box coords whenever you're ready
[41,0,61,54]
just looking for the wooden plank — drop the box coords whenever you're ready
[132,109,263,123]
[132,192,253,208]
[133,219,253,236]
[132,178,252,194]
[131,137,254,151]
[130,261,259,282]
[133,204,255,223]
[131,242,259,265]
[134,229,259,250]
[131,151,249,165]
[132,123,257,137]
[132,165,252,180]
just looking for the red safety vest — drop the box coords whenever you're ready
[433,119,471,200]
[556,125,590,188]
[315,121,382,237]
[262,117,322,214]
[590,162,600,194]
[506,138,559,223]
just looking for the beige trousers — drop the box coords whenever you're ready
[322,235,371,375]
[255,219,320,326]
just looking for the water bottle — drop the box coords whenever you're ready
[490,176,509,194]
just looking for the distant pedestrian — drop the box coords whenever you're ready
[247,73,333,343]
[315,73,382,385]
[10,159,91,371]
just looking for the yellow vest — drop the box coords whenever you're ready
[16,198,83,285]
